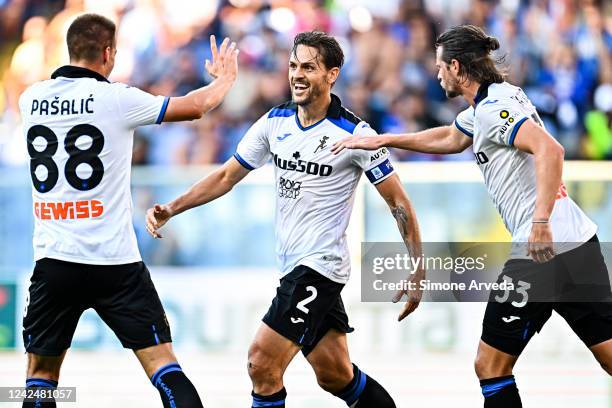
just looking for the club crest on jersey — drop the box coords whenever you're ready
[273,153,333,177]
[314,136,329,153]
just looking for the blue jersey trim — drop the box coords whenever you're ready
[508,117,528,146]
[252,400,286,407]
[233,153,255,171]
[155,96,170,124]
[268,107,294,119]
[327,116,358,134]
[365,159,394,184]
[454,119,473,138]
[295,114,326,131]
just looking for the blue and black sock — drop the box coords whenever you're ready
[334,364,396,408]
[150,363,203,408]
[22,378,57,408]
[480,375,522,408]
[251,387,286,407]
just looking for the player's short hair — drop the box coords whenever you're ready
[435,25,505,84]
[292,31,344,70]
[67,13,116,62]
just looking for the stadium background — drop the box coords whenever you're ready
[0,0,611,406]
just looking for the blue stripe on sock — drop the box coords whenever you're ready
[338,369,367,405]
[26,378,58,388]
[252,399,285,407]
[481,378,516,397]
[151,363,182,386]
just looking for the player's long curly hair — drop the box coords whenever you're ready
[435,25,505,84]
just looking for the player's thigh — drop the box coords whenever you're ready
[93,262,172,351]
[305,328,353,391]
[134,343,178,378]
[23,258,86,357]
[589,339,612,374]
[248,322,302,377]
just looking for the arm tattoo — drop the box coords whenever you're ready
[391,205,410,243]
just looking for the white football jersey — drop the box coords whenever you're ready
[235,94,395,283]
[19,66,169,265]
[454,82,597,255]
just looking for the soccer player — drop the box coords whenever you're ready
[19,13,238,408]
[146,31,424,408]
[332,25,612,407]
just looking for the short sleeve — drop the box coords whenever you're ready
[476,99,529,146]
[350,122,395,185]
[114,83,169,128]
[234,114,271,170]
[454,107,474,138]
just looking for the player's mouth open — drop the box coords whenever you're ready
[293,83,309,94]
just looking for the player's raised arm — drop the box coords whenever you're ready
[146,158,249,238]
[162,35,239,122]
[374,174,425,321]
[331,124,472,155]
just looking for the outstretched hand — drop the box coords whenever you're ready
[205,35,239,81]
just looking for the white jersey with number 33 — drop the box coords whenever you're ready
[19,66,169,265]
[454,82,597,255]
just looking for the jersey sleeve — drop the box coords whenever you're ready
[350,122,395,185]
[114,83,169,128]
[234,114,271,170]
[454,107,474,138]
[476,99,529,146]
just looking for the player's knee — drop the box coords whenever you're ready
[314,363,353,394]
[474,354,513,380]
[247,344,283,391]
[27,355,62,381]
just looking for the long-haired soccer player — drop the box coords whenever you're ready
[332,25,612,408]
[146,31,424,408]
[19,13,238,407]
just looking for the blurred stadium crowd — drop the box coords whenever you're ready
[0,0,611,167]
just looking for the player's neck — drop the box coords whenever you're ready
[462,81,482,107]
[69,60,108,79]
[297,94,331,128]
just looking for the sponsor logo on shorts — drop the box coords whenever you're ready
[502,316,520,323]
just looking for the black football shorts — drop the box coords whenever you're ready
[481,235,612,355]
[262,265,354,356]
[23,258,171,356]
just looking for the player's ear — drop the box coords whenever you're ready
[450,59,460,75]
[327,67,340,85]
[102,46,111,65]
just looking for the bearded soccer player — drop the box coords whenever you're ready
[146,31,424,408]
[332,25,612,407]
[19,13,238,407]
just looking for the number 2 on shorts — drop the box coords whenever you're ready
[296,286,318,314]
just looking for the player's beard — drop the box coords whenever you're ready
[292,82,321,106]
[442,76,461,98]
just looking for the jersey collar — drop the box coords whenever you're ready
[473,81,492,106]
[51,65,110,83]
[326,94,343,119]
